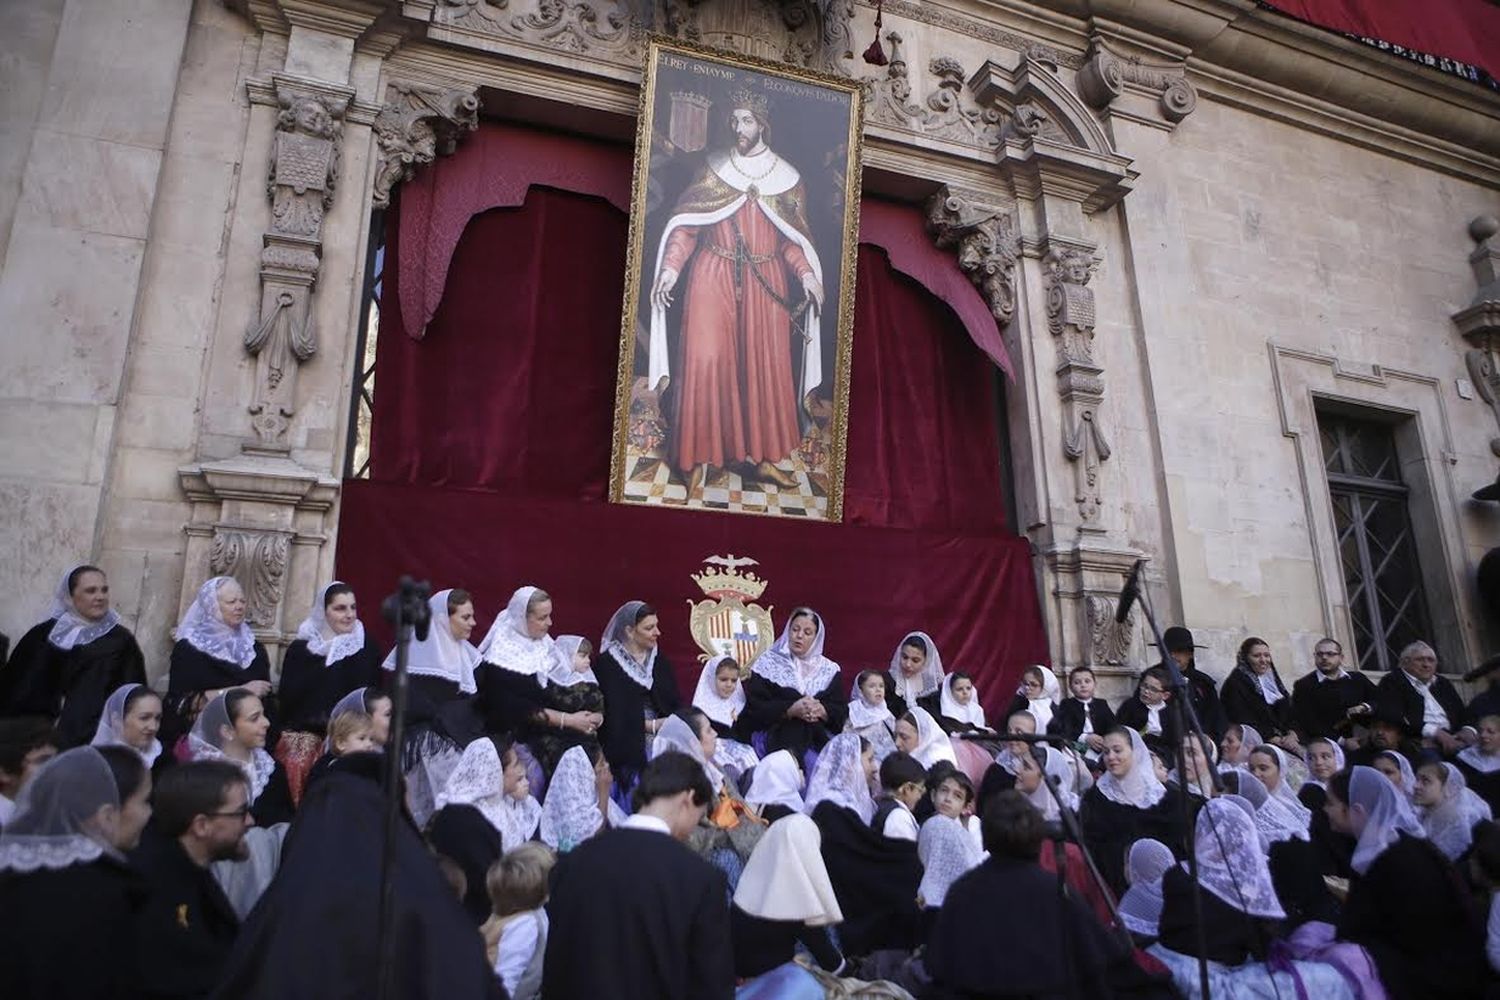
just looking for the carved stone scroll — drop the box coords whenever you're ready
[1086,594,1133,665]
[209,527,292,629]
[244,80,351,451]
[1046,246,1111,524]
[1077,39,1198,125]
[371,81,481,209]
[924,186,1020,327]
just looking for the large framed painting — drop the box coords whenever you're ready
[609,38,864,521]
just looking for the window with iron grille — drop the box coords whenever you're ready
[343,210,385,480]
[1317,411,1433,672]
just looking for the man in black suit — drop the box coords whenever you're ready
[543,751,734,1000]
[1373,640,1474,756]
[1291,636,1376,745]
[131,761,247,1000]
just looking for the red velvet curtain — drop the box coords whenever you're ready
[345,184,1046,710]
[1260,0,1499,77]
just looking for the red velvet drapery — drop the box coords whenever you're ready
[342,147,1047,712]
[1260,0,1499,78]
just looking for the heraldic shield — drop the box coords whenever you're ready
[686,555,775,671]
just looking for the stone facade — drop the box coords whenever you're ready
[1,0,1497,697]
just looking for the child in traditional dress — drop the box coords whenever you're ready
[328,710,375,757]
[872,751,926,843]
[846,669,898,763]
[691,655,760,779]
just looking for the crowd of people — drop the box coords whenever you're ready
[0,565,1498,998]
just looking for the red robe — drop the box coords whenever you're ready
[660,187,815,473]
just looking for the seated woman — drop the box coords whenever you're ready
[0,744,153,999]
[1158,796,1284,965]
[1456,714,1500,816]
[187,689,293,827]
[1218,722,1263,774]
[731,813,845,1000]
[276,581,382,805]
[845,669,897,764]
[804,733,922,957]
[1328,765,1490,998]
[1415,760,1492,862]
[429,737,540,923]
[538,744,623,854]
[894,705,958,772]
[743,748,805,823]
[89,683,163,769]
[0,565,146,749]
[1229,769,1308,847]
[1297,737,1355,876]
[742,608,847,769]
[1302,736,1344,797]
[167,577,272,756]
[476,587,585,761]
[532,635,605,776]
[1118,839,1175,943]
[1080,728,1185,895]
[884,630,944,720]
[1167,731,1218,821]
[1373,748,1417,804]
[1004,665,1060,735]
[1248,743,1313,837]
[594,601,680,791]
[691,655,760,779]
[1219,637,1299,754]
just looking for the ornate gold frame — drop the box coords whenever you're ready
[607,36,865,522]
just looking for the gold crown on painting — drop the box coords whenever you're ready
[726,87,771,123]
[692,554,769,601]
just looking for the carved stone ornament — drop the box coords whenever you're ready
[244,80,351,451]
[1076,39,1198,125]
[924,56,1001,148]
[924,186,1020,326]
[209,527,292,630]
[1455,216,1500,457]
[1086,594,1133,666]
[864,32,925,127]
[371,81,481,209]
[1046,246,1111,524]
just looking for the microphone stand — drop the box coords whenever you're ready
[375,576,430,1000]
[1134,576,1221,1000]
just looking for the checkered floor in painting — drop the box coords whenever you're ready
[621,447,829,518]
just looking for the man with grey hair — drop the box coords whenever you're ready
[1373,640,1473,755]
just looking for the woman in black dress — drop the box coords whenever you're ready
[1080,727,1185,895]
[884,630,944,721]
[0,565,146,748]
[0,744,154,1000]
[741,608,848,769]
[594,600,680,790]
[165,576,272,756]
[533,635,606,775]
[276,581,383,804]
[1219,636,1299,755]
[88,682,164,771]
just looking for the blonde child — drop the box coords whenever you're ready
[328,710,376,756]
[482,842,556,1000]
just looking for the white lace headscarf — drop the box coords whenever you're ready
[1235,769,1309,845]
[918,814,984,907]
[477,585,555,682]
[1118,838,1175,936]
[651,714,724,790]
[1020,746,1080,821]
[1345,764,1427,875]
[90,683,162,768]
[1098,728,1166,808]
[847,670,894,731]
[1189,797,1285,918]
[1457,740,1500,775]
[1376,750,1417,802]
[176,576,257,668]
[939,673,987,729]
[294,581,366,668]
[187,691,275,803]
[0,747,121,872]
[381,589,479,695]
[1219,724,1263,771]
[436,738,541,851]
[547,635,596,688]
[1016,666,1058,731]
[600,600,658,689]
[906,705,957,769]
[1254,744,1312,829]
[745,749,805,814]
[46,565,121,651]
[803,732,874,823]
[734,813,843,926]
[888,631,944,705]
[539,746,623,852]
[693,655,745,728]
[1305,737,1345,789]
[1421,763,1493,861]
[754,608,840,698]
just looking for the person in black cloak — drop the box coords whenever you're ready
[165,577,273,754]
[1151,625,1227,741]
[209,749,501,1000]
[0,565,147,747]
[924,790,1163,1000]
[741,608,848,768]
[593,601,681,790]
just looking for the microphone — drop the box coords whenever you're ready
[1116,559,1144,624]
[1463,652,1500,683]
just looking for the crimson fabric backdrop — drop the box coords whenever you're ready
[339,130,1048,714]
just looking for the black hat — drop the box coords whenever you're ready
[1154,626,1206,652]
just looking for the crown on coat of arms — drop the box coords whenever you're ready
[691,554,769,601]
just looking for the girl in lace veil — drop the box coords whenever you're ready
[917,812,984,910]
[1248,743,1312,832]
[533,636,607,776]
[90,683,163,768]
[0,745,149,872]
[1081,728,1183,895]
[1188,796,1286,919]
[803,732,874,824]
[1218,723,1263,772]
[845,669,897,764]
[1414,761,1493,861]
[1118,838,1174,939]
[1231,767,1309,845]
[692,655,760,778]
[1373,749,1417,804]
[887,631,944,714]
[538,745,623,853]
[894,705,957,770]
[188,689,291,824]
[436,738,541,852]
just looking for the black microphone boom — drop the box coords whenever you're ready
[1463,652,1500,683]
[1115,559,1144,624]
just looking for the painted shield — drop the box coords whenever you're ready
[687,596,775,671]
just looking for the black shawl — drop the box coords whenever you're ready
[277,636,384,733]
[809,800,921,956]
[0,619,146,747]
[594,649,680,776]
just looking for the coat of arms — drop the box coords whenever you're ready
[686,554,775,669]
